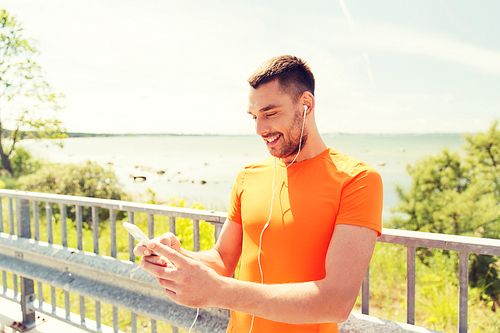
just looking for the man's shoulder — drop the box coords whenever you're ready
[240,156,274,171]
[326,148,380,178]
[233,156,274,180]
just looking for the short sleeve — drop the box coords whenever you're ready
[227,168,246,225]
[335,165,383,236]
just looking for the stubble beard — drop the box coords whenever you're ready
[267,110,308,160]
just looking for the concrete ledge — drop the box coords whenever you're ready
[0,234,229,333]
[340,312,443,333]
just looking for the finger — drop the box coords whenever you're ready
[133,244,152,256]
[156,278,184,303]
[144,255,169,266]
[157,277,178,293]
[160,232,181,251]
[140,258,177,278]
[147,240,190,268]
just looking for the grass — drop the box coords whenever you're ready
[2,198,500,332]
[352,243,500,332]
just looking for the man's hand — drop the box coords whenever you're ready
[140,238,223,308]
[133,219,242,308]
[133,232,180,257]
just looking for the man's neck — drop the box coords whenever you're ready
[280,138,328,164]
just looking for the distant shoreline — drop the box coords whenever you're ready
[65,132,467,138]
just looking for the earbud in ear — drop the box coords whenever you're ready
[303,105,307,116]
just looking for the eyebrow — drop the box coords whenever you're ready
[247,104,281,115]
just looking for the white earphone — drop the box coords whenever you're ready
[248,103,309,333]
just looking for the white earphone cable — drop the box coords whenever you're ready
[189,307,200,333]
[248,107,307,333]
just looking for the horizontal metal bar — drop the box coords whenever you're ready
[0,234,229,333]
[23,296,118,333]
[0,189,227,223]
[379,228,500,256]
[0,233,161,297]
[339,312,443,333]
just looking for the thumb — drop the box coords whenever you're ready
[160,232,181,252]
[147,239,188,267]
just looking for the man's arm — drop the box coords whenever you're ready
[142,223,377,324]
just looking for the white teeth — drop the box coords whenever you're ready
[266,136,278,143]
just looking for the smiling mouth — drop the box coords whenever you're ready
[265,135,279,143]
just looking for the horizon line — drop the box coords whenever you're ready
[64,131,469,137]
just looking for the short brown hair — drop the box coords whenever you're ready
[247,55,315,101]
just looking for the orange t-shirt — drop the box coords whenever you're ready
[226,148,383,333]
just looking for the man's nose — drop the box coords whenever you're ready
[255,117,270,137]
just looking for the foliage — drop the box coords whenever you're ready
[389,121,500,309]
[163,197,216,251]
[355,243,500,332]
[0,9,66,175]
[17,161,128,225]
[8,146,41,176]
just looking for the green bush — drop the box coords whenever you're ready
[11,147,42,176]
[390,121,500,309]
[1,147,41,176]
[18,161,129,226]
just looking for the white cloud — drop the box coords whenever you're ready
[304,18,500,76]
[3,0,500,135]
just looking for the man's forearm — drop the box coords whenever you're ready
[214,276,354,324]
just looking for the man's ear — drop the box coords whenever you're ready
[300,91,315,117]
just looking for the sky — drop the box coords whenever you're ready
[2,0,500,135]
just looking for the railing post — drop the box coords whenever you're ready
[148,214,155,239]
[128,211,135,262]
[17,199,36,328]
[110,209,117,258]
[407,245,416,325]
[0,196,4,233]
[60,203,67,247]
[0,197,5,296]
[32,201,39,241]
[92,206,99,255]
[92,206,102,332]
[76,205,83,251]
[169,216,176,235]
[214,223,222,242]
[459,252,469,333]
[9,198,15,235]
[45,203,53,244]
[193,219,200,252]
[361,266,370,315]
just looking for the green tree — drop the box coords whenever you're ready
[390,121,500,309]
[0,9,66,175]
[17,161,129,226]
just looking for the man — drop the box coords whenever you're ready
[136,55,383,333]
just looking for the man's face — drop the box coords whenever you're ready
[247,80,307,161]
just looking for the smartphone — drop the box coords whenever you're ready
[123,222,150,245]
[123,222,159,257]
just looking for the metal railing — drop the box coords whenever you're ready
[360,229,500,332]
[0,189,229,333]
[1,189,499,332]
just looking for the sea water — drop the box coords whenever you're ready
[22,134,465,222]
